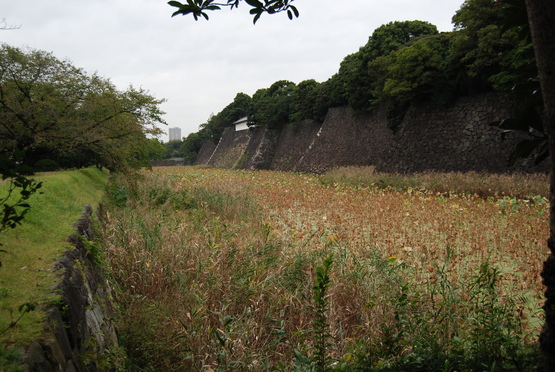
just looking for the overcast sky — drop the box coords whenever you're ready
[2,0,464,142]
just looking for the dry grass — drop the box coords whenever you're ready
[321,166,549,199]
[102,166,547,370]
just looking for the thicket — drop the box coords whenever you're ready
[182,0,536,158]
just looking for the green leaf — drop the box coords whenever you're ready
[253,12,262,24]
[167,1,184,7]
[245,0,263,7]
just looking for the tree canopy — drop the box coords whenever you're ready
[0,44,167,172]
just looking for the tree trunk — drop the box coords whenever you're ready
[524,0,555,370]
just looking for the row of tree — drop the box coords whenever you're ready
[179,0,535,159]
[0,44,167,173]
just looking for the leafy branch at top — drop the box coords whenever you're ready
[168,0,299,24]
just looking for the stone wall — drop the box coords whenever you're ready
[197,92,547,174]
[24,205,121,372]
[271,119,324,172]
[293,106,394,174]
[196,140,217,165]
[242,127,279,170]
[379,93,527,173]
[207,127,251,168]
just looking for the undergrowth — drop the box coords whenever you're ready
[101,168,542,371]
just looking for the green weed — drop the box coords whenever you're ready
[312,254,333,371]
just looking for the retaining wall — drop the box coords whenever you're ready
[24,205,121,372]
[198,93,547,173]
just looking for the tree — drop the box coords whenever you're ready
[383,34,450,104]
[289,79,321,123]
[196,92,252,143]
[341,20,439,111]
[180,132,205,161]
[163,139,184,158]
[1,44,166,265]
[168,0,299,23]
[450,0,535,93]
[250,80,296,128]
[523,0,555,369]
[0,44,166,171]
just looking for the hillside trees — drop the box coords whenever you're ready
[250,80,296,128]
[451,0,535,93]
[343,20,440,111]
[0,44,166,171]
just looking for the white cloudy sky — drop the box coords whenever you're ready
[1,0,464,141]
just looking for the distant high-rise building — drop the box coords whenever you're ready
[169,127,181,142]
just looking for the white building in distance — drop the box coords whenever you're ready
[168,127,182,142]
[233,117,249,131]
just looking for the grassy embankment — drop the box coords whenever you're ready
[0,167,108,350]
[104,166,548,371]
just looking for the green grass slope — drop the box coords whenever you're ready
[0,167,108,347]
